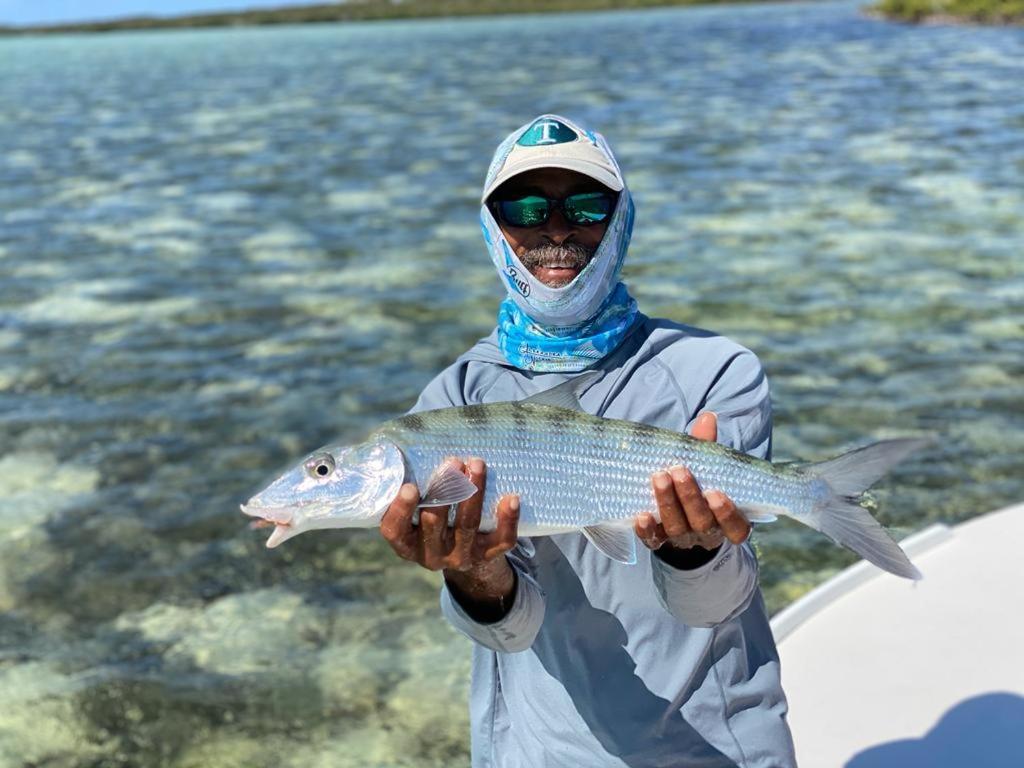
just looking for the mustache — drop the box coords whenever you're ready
[518,242,595,273]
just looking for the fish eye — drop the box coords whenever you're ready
[306,454,336,479]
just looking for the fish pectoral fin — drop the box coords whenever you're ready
[582,523,637,565]
[520,370,601,411]
[736,504,784,524]
[418,461,479,508]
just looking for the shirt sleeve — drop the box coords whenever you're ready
[651,349,770,627]
[409,366,469,413]
[439,545,546,653]
[411,364,547,652]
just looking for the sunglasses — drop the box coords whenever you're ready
[490,191,616,228]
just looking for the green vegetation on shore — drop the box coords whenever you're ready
[0,0,760,35]
[869,0,1024,24]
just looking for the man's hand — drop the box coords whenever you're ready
[380,457,520,622]
[634,412,751,563]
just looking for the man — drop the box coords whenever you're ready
[380,115,796,767]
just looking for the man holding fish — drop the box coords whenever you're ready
[244,114,922,762]
[381,115,797,767]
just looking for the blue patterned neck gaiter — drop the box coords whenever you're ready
[497,282,639,372]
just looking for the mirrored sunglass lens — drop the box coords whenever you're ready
[499,196,550,227]
[564,192,612,224]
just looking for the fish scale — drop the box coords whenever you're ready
[377,402,814,535]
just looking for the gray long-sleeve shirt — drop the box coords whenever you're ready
[411,315,796,768]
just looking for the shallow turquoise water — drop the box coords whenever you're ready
[1,2,1022,765]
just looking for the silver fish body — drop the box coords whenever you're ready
[378,403,816,537]
[242,378,926,579]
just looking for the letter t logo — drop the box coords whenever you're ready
[536,120,557,145]
[516,118,577,147]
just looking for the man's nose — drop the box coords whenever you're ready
[540,208,574,245]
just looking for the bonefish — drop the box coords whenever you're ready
[241,375,926,579]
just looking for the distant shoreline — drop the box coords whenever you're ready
[0,0,774,36]
[866,0,1024,25]
[4,0,1019,38]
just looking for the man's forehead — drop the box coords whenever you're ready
[493,168,612,198]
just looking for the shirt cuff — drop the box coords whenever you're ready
[440,562,545,653]
[650,540,758,627]
[653,539,737,580]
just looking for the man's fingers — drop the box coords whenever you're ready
[476,495,520,560]
[380,483,419,560]
[383,460,523,572]
[669,466,716,533]
[707,490,750,544]
[418,501,451,570]
[448,457,485,568]
[691,411,717,442]
[634,513,667,550]
[653,470,690,539]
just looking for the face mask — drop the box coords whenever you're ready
[480,115,635,329]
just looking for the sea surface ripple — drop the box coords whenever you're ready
[0,2,1022,765]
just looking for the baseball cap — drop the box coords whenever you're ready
[481,114,625,203]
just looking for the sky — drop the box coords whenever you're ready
[0,0,333,25]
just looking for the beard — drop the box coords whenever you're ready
[518,242,596,288]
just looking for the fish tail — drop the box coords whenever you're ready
[804,438,931,580]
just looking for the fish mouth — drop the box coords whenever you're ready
[240,503,298,549]
[240,503,295,525]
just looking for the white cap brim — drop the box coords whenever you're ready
[481,156,624,203]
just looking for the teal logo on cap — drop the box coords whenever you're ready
[517,118,577,147]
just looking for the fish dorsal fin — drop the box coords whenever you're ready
[521,370,602,411]
[737,504,783,524]
[582,523,637,565]
[418,461,478,508]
